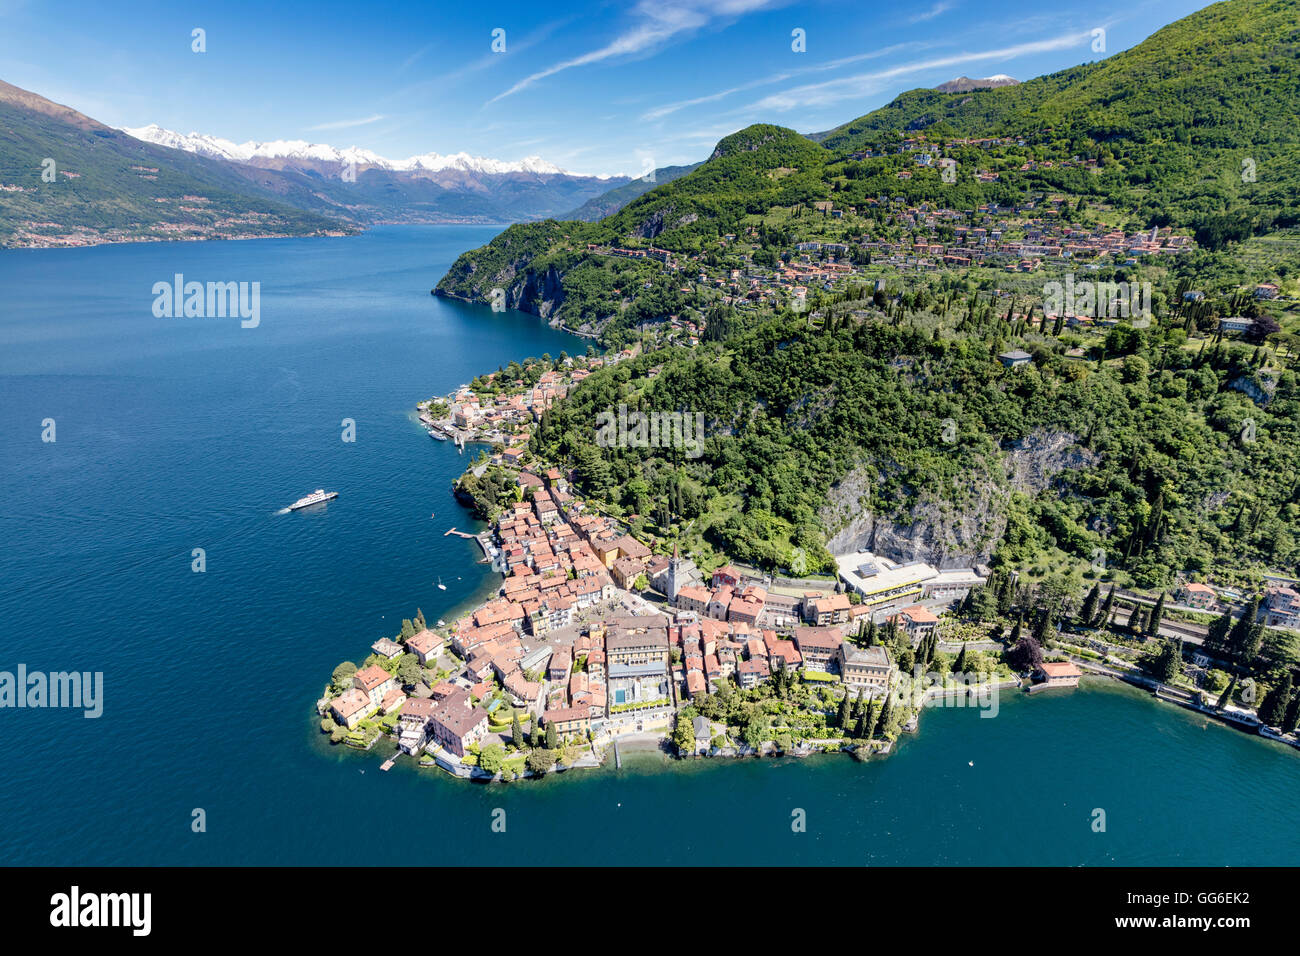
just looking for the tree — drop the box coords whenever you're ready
[1228,597,1261,663]
[1079,584,1100,626]
[1096,585,1116,627]
[511,711,524,749]
[1152,639,1182,683]
[672,710,696,754]
[526,749,557,774]
[853,707,868,739]
[545,720,558,750]
[1215,675,1237,711]
[329,661,357,694]
[396,654,422,688]
[1007,634,1044,673]
[1147,592,1166,636]
[837,692,852,730]
[874,694,894,739]
[1258,674,1292,727]
[478,743,506,775]
[954,643,968,674]
[1207,608,1233,652]
[1281,691,1300,734]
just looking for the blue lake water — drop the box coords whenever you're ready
[2,225,1298,865]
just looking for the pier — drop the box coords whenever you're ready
[444,527,476,539]
[380,756,396,772]
[613,738,622,769]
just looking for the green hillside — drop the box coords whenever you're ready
[562,162,702,221]
[819,0,1300,242]
[439,0,1300,594]
[0,81,349,247]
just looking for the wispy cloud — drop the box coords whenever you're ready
[487,0,780,104]
[752,30,1092,111]
[305,114,386,131]
[909,1,956,23]
[641,43,920,121]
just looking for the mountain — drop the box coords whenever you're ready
[817,0,1300,241]
[0,79,349,247]
[441,0,1300,332]
[934,74,1018,93]
[124,124,631,225]
[436,0,1300,595]
[124,124,576,175]
[562,162,702,221]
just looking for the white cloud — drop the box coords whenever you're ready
[488,0,780,104]
[641,43,919,120]
[909,2,955,24]
[305,114,386,131]
[752,31,1092,111]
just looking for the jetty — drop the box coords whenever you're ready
[613,738,622,769]
[444,527,476,539]
[380,756,396,772]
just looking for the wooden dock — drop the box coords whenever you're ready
[444,527,475,539]
[380,756,396,771]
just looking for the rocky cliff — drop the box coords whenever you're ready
[821,429,1098,567]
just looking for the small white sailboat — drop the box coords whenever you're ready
[437,619,446,626]
[437,577,447,590]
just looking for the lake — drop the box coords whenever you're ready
[1,225,1297,865]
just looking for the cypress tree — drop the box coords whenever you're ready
[875,693,894,738]
[954,643,968,673]
[1259,674,1293,727]
[1008,615,1023,646]
[854,709,868,739]
[1281,691,1300,734]
[864,700,880,739]
[1147,592,1166,636]
[545,720,557,750]
[1156,639,1182,684]
[1079,584,1100,626]
[837,692,852,730]
[1207,608,1233,652]
[1096,585,1116,627]
[997,573,1015,615]
[865,619,877,647]
[1229,597,1261,660]
[1215,675,1237,711]
[511,712,524,749]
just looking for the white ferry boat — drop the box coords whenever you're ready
[288,489,338,510]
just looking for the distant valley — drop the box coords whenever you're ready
[0,81,634,247]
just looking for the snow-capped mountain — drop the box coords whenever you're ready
[122,124,582,177]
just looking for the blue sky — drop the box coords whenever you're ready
[0,0,1212,177]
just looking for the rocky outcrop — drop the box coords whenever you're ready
[821,430,1098,567]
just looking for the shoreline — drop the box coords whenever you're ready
[2,219,518,253]
[316,348,1300,785]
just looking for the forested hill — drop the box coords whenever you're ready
[818,0,1300,239]
[443,0,1300,592]
[436,0,1298,334]
[533,310,1300,590]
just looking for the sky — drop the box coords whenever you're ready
[0,0,1213,178]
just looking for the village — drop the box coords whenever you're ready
[317,456,1014,780]
[321,354,1300,780]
